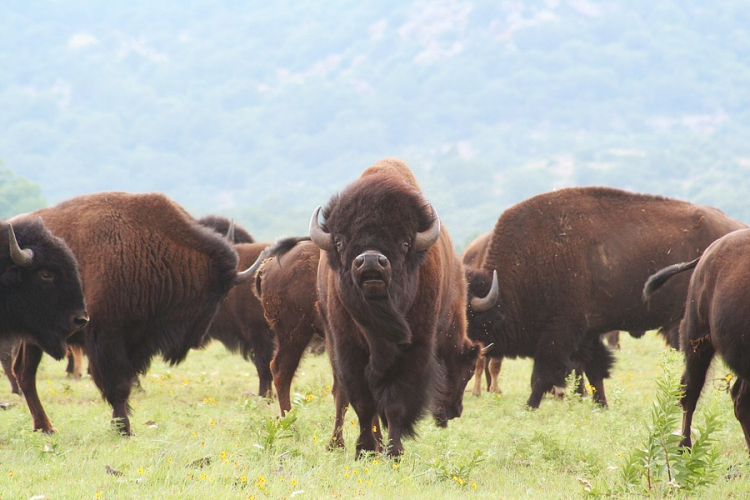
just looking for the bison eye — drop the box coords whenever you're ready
[335,239,343,251]
[38,270,55,283]
[402,241,410,252]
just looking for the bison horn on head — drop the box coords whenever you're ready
[8,223,34,267]
[471,270,499,312]
[225,219,236,242]
[308,204,442,252]
[233,249,267,285]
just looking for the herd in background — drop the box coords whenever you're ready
[2,158,750,458]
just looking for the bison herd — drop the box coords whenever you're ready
[2,159,750,459]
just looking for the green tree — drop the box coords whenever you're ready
[0,163,47,218]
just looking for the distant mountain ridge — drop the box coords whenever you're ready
[2,1,749,242]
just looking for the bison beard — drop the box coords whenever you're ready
[313,159,476,459]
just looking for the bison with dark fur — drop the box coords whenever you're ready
[312,159,479,458]
[644,228,750,452]
[466,187,744,408]
[198,215,255,244]
[0,219,88,360]
[195,216,274,397]
[13,192,259,435]
[202,242,274,397]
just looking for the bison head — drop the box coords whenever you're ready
[310,178,440,347]
[465,268,504,357]
[434,340,481,426]
[1,219,88,360]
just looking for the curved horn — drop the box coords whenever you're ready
[471,270,499,312]
[225,219,236,242]
[414,204,441,252]
[234,249,266,285]
[309,206,334,252]
[8,223,34,267]
[481,343,495,354]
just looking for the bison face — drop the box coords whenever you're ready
[1,220,88,360]
[434,341,481,426]
[465,268,504,357]
[310,183,439,310]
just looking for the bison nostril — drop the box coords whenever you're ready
[72,314,90,330]
[378,255,388,267]
[354,255,365,268]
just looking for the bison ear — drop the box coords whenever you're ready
[463,341,480,359]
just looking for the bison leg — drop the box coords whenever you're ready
[487,357,503,394]
[65,344,85,380]
[86,334,136,436]
[1,339,21,395]
[471,356,485,396]
[528,333,572,408]
[679,331,714,449]
[253,328,275,399]
[731,378,750,453]
[328,364,350,450]
[15,343,55,433]
[271,322,313,416]
[581,336,614,407]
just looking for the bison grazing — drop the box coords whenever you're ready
[643,228,750,452]
[311,158,480,458]
[0,219,88,360]
[13,192,260,435]
[196,216,274,398]
[465,187,744,408]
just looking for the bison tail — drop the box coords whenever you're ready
[642,257,701,305]
[265,236,312,261]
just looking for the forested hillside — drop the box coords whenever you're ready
[3,1,749,245]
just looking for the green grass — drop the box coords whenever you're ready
[1,332,749,499]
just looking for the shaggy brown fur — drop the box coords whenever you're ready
[255,238,323,415]
[13,192,244,435]
[314,159,479,459]
[465,187,745,409]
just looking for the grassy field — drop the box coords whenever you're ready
[1,332,749,499]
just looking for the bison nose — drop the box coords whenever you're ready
[71,312,90,332]
[354,252,389,271]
